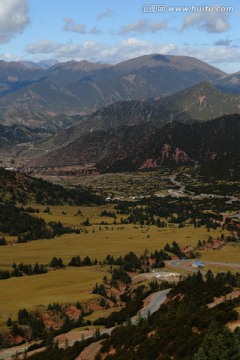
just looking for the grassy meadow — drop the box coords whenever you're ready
[0,203,237,326]
[1,204,227,265]
[0,267,103,327]
[199,243,240,263]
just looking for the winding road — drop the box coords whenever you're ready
[167,175,239,204]
[103,288,171,330]
[138,288,171,319]
[0,288,171,359]
[168,260,240,273]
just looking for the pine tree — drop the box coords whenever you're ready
[193,347,207,360]
[7,317,13,327]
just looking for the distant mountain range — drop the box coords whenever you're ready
[0,54,234,117]
[214,71,240,95]
[0,54,239,179]
[21,59,59,69]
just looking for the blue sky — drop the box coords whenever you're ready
[0,0,239,73]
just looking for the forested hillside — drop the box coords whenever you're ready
[0,168,102,205]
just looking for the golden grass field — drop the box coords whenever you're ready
[0,267,103,327]
[0,204,238,326]
[200,243,240,263]
[1,204,227,265]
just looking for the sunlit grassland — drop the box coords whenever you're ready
[202,264,239,273]
[199,243,240,263]
[0,267,103,326]
[0,204,237,327]
[0,204,226,267]
[30,204,117,226]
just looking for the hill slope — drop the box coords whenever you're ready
[0,168,102,205]
[0,109,83,130]
[4,81,239,152]
[101,114,240,178]
[0,110,83,148]
[21,82,240,163]
[27,114,240,179]
[214,71,240,95]
[0,124,50,148]
[157,81,240,122]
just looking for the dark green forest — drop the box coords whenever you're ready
[98,271,240,360]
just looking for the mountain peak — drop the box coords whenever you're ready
[114,53,226,77]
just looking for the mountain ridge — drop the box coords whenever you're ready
[0,54,228,117]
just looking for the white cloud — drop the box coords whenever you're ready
[184,46,240,65]
[26,39,61,54]
[96,8,113,20]
[119,19,166,35]
[62,18,102,35]
[0,53,21,61]
[182,11,230,33]
[110,38,176,62]
[0,0,30,43]
[62,18,86,33]
[150,21,167,33]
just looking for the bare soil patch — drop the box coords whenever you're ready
[208,290,240,308]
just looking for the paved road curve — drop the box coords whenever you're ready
[168,260,240,273]
[104,288,171,329]
[139,288,171,318]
